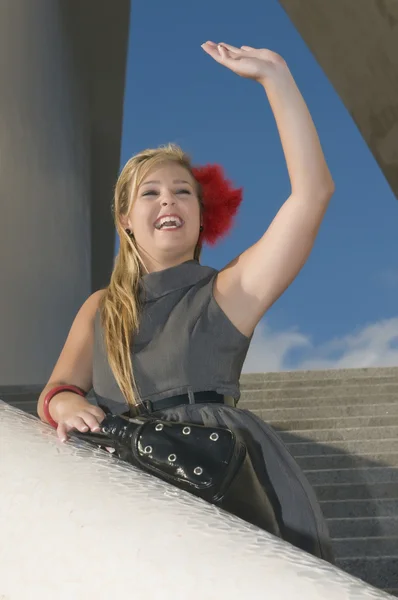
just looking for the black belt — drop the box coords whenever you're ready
[143,390,227,414]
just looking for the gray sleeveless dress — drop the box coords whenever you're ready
[93,259,334,563]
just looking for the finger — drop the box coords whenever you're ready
[218,42,241,54]
[68,416,90,433]
[201,41,220,56]
[201,43,237,67]
[202,41,239,58]
[201,43,226,65]
[217,44,229,61]
[57,422,68,443]
[241,45,255,51]
[90,406,106,422]
[81,411,102,433]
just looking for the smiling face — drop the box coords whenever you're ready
[125,162,202,270]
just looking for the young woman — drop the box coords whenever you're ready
[37,42,335,561]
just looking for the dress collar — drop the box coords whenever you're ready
[139,259,216,301]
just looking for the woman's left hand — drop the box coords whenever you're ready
[201,42,286,84]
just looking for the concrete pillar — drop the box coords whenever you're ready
[0,0,129,386]
[0,0,91,384]
[279,0,398,200]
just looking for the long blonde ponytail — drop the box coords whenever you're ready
[99,144,202,410]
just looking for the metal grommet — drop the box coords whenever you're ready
[194,467,203,475]
[155,423,164,431]
[168,454,177,462]
[210,433,219,441]
[144,446,152,454]
[182,426,191,435]
[102,427,110,435]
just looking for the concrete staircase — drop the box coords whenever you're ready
[239,366,398,596]
[2,366,398,594]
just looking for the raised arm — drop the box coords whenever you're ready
[37,289,106,441]
[201,42,334,337]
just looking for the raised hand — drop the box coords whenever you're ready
[201,41,286,84]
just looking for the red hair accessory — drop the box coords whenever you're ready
[192,164,243,245]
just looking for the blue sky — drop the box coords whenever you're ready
[119,0,398,372]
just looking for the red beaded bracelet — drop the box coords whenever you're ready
[43,384,86,429]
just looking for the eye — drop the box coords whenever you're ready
[141,188,191,197]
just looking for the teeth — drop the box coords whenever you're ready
[155,216,183,229]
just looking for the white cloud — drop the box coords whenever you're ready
[242,317,398,373]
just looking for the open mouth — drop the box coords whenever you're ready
[154,215,184,230]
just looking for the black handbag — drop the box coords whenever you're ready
[71,413,280,536]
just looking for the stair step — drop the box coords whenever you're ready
[0,385,42,395]
[3,399,38,415]
[332,536,398,558]
[252,403,398,421]
[242,368,398,594]
[384,589,398,597]
[327,516,398,538]
[240,384,398,400]
[305,466,398,485]
[239,374,398,391]
[279,426,398,443]
[313,482,398,501]
[320,498,398,519]
[287,439,398,457]
[240,366,398,381]
[239,392,398,408]
[268,415,398,431]
[3,394,39,403]
[335,556,398,589]
[297,452,398,471]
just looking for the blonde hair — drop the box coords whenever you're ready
[99,143,203,411]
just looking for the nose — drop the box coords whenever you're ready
[161,194,176,206]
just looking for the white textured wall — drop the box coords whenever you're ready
[0,402,393,600]
[0,0,91,384]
